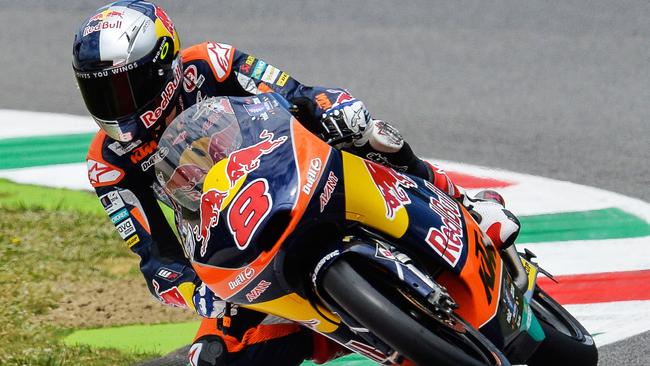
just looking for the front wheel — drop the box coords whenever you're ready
[321,258,510,366]
[527,287,598,366]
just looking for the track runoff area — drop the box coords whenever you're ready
[2,109,650,359]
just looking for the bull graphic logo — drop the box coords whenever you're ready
[195,189,229,257]
[88,10,123,23]
[225,129,287,187]
[364,160,417,220]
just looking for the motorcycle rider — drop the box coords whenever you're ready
[73,1,520,365]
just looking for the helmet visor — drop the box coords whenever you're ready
[74,38,178,121]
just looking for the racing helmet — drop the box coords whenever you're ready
[72,1,182,142]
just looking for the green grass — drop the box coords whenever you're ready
[64,321,201,355]
[0,181,156,365]
[0,179,103,215]
[0,180,377,365]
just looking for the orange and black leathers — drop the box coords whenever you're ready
[87,41,456,364]
[86,41,375,363]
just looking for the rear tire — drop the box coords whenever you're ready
[322,258,509,366]
[527,288,598,366]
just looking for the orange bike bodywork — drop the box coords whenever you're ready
[193,118,502,332]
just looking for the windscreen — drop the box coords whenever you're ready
[155,97,242,212]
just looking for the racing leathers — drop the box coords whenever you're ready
[87,41,516,365]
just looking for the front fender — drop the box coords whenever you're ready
[313,240,436,304]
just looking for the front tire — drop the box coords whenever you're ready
[321,258,509,366]
[527,288,598,366]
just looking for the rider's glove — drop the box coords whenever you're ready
[321,97,371,147]
[193,282,228,318]
[461,190,520,249]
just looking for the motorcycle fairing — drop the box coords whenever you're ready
[339,153,537,337]
[193,111,334,303]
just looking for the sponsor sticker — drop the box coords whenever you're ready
[228,266,256,290]
[83,19,123,37]
[108,140,142,156]
[312,250,339,285]
[130,140,158,164]
[126,234,140,248]
[237,72,260,94]
[375,244,397,261]
[364,160,417,220]
[319,171,338,212]
[243,97,277,120]
[116,218,136,239]
[240,55,256,74]
[245,280,272,302]
[141,146,169,171]
[152,279,194,308]
[110,208,129,224]
[276,72,289,87]
[140,62,182,128]
[87,10,123,24]
[302,158,322,195]
[261,65,280,84]
[155,5,175,36]
[223,130,287,188]
[206,42,233,81]
[156,267,182,282]
[99,191,125,215]
[424,187,465,267]
[183,65,205,93]
[88,159,124,187]
[251,60,267,79]
[315,93,332,110]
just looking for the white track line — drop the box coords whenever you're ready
[436,160,650,224]
[0,109,97,139]
[0,163,92,191]
[518,237,650,276]
[566,301,650,346]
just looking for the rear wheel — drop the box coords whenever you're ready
[527,288,598,366]
[321,258,510,366]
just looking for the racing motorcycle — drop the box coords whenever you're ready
[154,94,598,365]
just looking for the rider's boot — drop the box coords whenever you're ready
[189,335,227,366]
[462,190,521,249]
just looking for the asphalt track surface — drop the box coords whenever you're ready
[1,1,648,364]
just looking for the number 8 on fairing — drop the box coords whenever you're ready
[227,178,273,250]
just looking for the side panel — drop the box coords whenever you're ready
[342,152,410,238]
[436,213,504,328]
[243,293,340,333]
[342,152,504,329]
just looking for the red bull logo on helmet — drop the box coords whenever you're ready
[88,10,123,23]
[364,160,417,220]
[225,129,287,188]
[84,10,124,37]
[140,61,183,128]
[155,6,175,37]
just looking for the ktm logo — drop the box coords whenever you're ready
[130,141,158,164]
